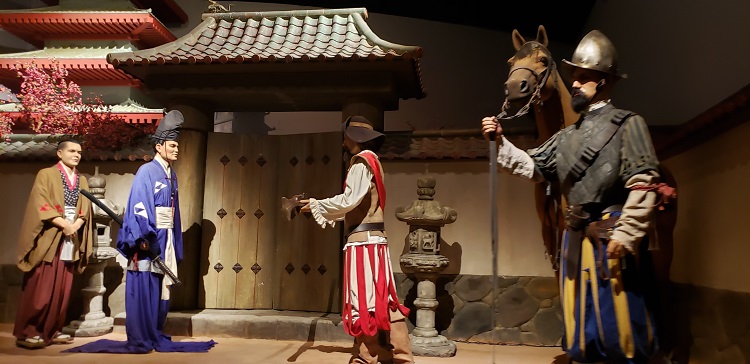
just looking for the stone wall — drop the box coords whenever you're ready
[394,273,562,346]
[392,272,750,363]
[670,284,750,363]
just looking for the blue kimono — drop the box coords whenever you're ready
[66,159,215,353]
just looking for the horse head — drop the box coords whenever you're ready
[504,25,558,113]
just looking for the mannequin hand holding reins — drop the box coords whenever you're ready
[482,116,503,141]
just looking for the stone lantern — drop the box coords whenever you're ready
[396,176,457,357]
[64,166,123,337]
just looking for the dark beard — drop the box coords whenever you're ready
[571,90,591,113]
[342,147,352,163]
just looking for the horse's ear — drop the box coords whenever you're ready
[536,25,549,47]
[512,29,526,51]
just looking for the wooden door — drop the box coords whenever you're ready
[201,132,342,312]
[273,132,342,312]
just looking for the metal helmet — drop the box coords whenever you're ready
[562,30,627,78]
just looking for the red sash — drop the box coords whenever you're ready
[348,151,385,210]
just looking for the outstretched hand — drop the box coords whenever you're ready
[299,199,311,212]
[482,116,503,141]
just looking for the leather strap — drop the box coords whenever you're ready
[348,222,385,236]
[562,110,634,189]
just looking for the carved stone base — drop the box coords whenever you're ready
[63,316,114,337]
[410,334,457,357]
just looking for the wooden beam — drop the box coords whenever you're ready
[657,84,750,160]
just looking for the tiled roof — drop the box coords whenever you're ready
[379,132,538,160]
[0,8,175,49]
[0,130,539,162]
[0,100,164,124]
[0,50,140,87]
[107,7,425,100]
[0,134,152,162]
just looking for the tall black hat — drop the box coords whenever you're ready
[151,110,184,143]
[342,116,385,151]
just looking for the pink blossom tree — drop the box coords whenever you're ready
[2,61,154,151]
[15,62,83,134]
[0,84,15,137]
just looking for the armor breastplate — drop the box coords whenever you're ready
[555,105,628,207]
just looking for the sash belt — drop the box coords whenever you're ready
[347,222,385,236]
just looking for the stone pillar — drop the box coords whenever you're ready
[169,104,211,310]
[342,97,384,131]
[63,166,122,336]
[396,177,458,357]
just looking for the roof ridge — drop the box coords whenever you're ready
[200,7,368,22]
[349,12,419,53]
[107,17,217,64]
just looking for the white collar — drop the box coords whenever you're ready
[154,153,171,175]
[586,99,611,113]
[57,161,76,178]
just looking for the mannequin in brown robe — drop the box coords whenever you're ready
[14,140,94,349]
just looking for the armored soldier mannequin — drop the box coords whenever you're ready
[482,30,664,363]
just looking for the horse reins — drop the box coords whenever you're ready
[496,41,558,121]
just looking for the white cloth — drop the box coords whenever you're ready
[153,154,178,300]
[495,136,544,182]
[59,206,76,262]
[155,206,174,229]
[346,233,396,316]
[309,162,373,228]
[610,171,660,253]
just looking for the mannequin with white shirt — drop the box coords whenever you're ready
[300,116,414,364]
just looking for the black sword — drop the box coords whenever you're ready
[80,189,181,286]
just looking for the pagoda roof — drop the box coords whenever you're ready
[0,7,176,49]
[0,47,141,87]
[40,0,188,25]
[106,8,425,111]
[0,99,164,124]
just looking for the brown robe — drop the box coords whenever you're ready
[16,165,94,273]
[13,165,94,343]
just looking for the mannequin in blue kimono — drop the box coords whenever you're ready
[66,110,215,353]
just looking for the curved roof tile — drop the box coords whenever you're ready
[106,8,425,99]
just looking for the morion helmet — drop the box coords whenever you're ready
[562,30,627,79]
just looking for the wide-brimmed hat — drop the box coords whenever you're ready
[343,116,385,151]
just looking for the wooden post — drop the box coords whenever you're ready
[342,97,384,131]
[170,104,211,310]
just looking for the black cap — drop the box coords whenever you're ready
[151,110,184,143]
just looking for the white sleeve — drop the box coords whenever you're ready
[610,171,660,253]
[308,162,373,228]
[497,136,543,182]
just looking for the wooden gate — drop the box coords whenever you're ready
[201,132,342,312]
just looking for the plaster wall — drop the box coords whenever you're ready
[0,158,554,278]
[383,160,554,277]
[663,120,750,293]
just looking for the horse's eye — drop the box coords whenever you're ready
[539,56,548,64]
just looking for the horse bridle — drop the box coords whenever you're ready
[497,41,558,121]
